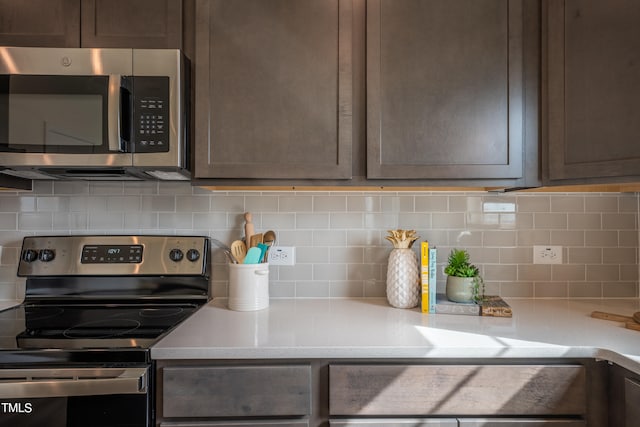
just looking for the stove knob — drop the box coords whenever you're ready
[186,249,201,262]
[21,249,39,263]
[169,248,184,262]
[38,249,55,262]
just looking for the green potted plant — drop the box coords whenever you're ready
[444,249,485,303]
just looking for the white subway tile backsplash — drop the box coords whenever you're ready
[603,213,637,230]
[0,184,637,301]
[330,213,364,229]
[313,195,347,212]
[176,195,211,212]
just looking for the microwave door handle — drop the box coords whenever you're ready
[108,74,123,152]
[0,367,148,398]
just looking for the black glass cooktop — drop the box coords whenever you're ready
[2,303,200,351]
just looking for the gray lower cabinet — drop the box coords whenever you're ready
[607,361,640,427]
[157,360,606,427]
[161,422,308,427]
[330,420,457,427]
[158,364,311,426]
[544,0,640,183]
[366,0,534,182]
[458,421,585,426]
[625,377,640,427]
[330,418,584,426]
[193,0,353,180]
[329,364,586,416]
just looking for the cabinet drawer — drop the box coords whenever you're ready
[330,419,457,426]
[458,420,585,426]
[161,422,309,427]
[329,364,586,416]
[163,365,311,418]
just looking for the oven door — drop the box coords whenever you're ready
[0,47,133,168]
[0,367,150,427]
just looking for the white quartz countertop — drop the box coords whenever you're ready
[151,297,640,373]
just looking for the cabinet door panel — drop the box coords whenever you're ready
[625,377,640,427]
[162,365,311,418]
[329,364,586,416]
[194,0,352,179]
[458,419,585,426]
[330,419,457,426]
[546,0,640,181]
[161,422,309,427]
[0,0,79,47]
[81,0,182,48]
[367,0,523,179]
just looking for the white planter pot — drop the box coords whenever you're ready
[445,275,476,303]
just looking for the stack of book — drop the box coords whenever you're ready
[420,242,437,314]
[420,241,512,318]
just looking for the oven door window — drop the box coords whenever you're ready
[0,75,129,154]
[0,395,147,427]
[0,367,149,427]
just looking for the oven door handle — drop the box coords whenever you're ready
[0,367,148,398]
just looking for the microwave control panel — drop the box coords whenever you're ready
[133,76,170,153]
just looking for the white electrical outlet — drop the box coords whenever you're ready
[533,245,563,264]
[268,246,296,266]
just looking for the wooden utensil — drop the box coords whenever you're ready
[244,212,254,249]
[263,230,276,246]
[249,233,263,248]
[591,310,640,332]
[230,240,247,263]
[262,230,276,262]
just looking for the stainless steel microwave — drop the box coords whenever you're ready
[0,47,190,180]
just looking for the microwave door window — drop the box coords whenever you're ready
[9,94,102,148]
[0,75,120,154]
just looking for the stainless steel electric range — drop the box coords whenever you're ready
[0,235,210,427]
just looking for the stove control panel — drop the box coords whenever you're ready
[18,235,209,276]
[81,245,143,264]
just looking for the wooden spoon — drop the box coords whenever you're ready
[230,240,247,263]
[263,230,276,246]
[262,230,276,263]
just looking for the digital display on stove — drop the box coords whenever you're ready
[81,245,143,263]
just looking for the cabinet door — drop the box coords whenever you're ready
[330,420,457,426]
[81,0,182,48]
[329,364,586,416]
[367,0,524,180]
[626,378,640,427]
[162,365,311,418]
[0,0,80,47]
[161,422,309,427]
[458,420,585,426]
[545,0,640,182]
[194,0,352,179]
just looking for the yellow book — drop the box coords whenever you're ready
[421,241,429,313]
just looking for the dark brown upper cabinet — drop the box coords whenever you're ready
[81,0,183,49]
[193,0,353,180]
[0,0,80,47]
[544,0,640,184]
[0,0,183,49]
[367,0,530,181]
